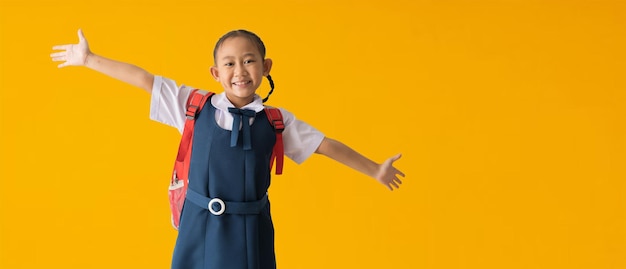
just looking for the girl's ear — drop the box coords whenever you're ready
[263,58,273,76]
[210,66,219,81]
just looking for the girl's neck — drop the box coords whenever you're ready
[225,94,255,108]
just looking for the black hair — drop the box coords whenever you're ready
[213,29,275,103]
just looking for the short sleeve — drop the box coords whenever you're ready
[279,108,325,164]
[149,75,194,134]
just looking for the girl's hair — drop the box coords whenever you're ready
[214,29,275,103]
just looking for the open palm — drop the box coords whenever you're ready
[376,154,405,191]
[51,29,90,68]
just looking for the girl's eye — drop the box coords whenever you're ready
[244,60,254,64]
[224,63,234,67]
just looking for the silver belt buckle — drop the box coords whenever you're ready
[208,198,225,216]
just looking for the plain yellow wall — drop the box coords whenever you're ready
[1,0,625,268]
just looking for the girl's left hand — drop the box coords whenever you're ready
[376,154,405,191]
[51,29,91,68]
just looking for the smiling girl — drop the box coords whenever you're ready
[51,29,405,269]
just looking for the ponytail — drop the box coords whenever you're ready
[262,75,275,103]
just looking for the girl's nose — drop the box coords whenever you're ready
[234,63,248,76]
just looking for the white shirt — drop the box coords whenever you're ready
[149,75,325,164]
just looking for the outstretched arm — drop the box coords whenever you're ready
[50,29,154,93]
[315,137,405,191]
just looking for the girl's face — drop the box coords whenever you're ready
[211,36,272,108]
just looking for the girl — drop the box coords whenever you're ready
[51,29,405,269]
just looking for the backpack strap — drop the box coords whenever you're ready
[172,89,214,185]
[264,107,285,175]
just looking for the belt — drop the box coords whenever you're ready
[186,188,269,216]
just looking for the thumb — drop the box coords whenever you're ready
[77,28,86,42]
[389,153,402,163]
[381,153,402,167]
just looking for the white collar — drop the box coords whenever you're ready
[210,92,265,113]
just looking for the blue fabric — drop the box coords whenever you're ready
[186,188,269,215]
[228,108,256,150]
[171,100,277,269]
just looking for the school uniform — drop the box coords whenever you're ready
[150,76,324,269]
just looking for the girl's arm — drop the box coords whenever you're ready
[51,29,154,93]
[315,137,405,191]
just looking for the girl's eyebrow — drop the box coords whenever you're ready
[221,53,258,61]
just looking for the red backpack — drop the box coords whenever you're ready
[168,89,285,229]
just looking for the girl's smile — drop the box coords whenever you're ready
[232,80,252,87]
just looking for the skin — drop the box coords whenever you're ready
[51,29,405,190]
[210,36,273,108]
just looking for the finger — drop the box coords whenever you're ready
[396,169,406,178]
[57,62,68,68]
[51,56,66,61]
[78,29,85,42]
[393,177,403,185]
[50,52,66,57]
[52,44,71,50]
[390,181,399,190]
[390,153,402,162]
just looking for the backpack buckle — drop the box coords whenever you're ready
[272,120,284,133]
[186,105,199,120]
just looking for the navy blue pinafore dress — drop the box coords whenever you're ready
[171,99,277,269]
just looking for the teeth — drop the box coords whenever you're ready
[233,81,250,85]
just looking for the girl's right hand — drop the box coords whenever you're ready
[51,29,91,68]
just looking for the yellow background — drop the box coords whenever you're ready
[1,0,625,268]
